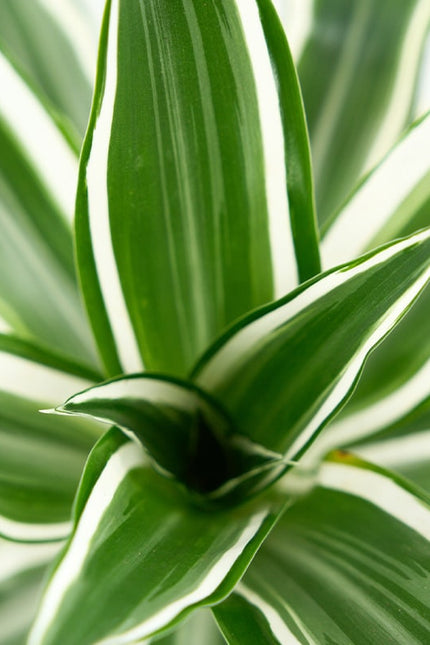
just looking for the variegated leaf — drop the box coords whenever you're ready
[76,0,320,377]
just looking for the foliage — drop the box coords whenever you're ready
[1,0,430,643]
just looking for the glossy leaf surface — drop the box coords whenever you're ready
[193,228,430,480]
[214,454,430,644]
[297,0,430,224]
[76,0,319,377]
[29,428,286,645]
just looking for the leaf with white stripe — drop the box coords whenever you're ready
[0,51,98,367]
[0,0,95,137]
[0,337,101,542]
[76,0,320,377]
[322,112,430,267]
[192,228,430,493]
[0,539,61,645]
[335,397,430,494]
[54,373,279,497]
[214,453,430,644]
[297,0,430,225]
[316,112,430,430]
[29,428,286,645]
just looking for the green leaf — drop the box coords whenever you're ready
[28,428,286,645]
[0,539,60,645]
[214,453,430,644]
[310,357,430,459]
[0,337,101,542]
[0,51,98,366]
[76,0,319,378]
[192,228,430,487]
[322,112,430,265]
[153,610,225,645]
[297,0,430,225]
[54,373,277,496]
[0,0,95,138]
[339,402,430,494]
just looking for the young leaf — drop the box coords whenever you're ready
[0,50,98,366]
[193,228,430,486]
[214,454,430,644]
[297,0,430,224]
[76,0,319,377]
[28,428,286,645]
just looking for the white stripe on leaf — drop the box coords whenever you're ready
[234,0,298,296]
[361,0,430,173]
[86,0,143,374]
[0,51,77,222]
[28,441,146,645]
[0,539,61,584]
[322,113,430,267]
[97,511,268,645]
[356,430,430,469]
[66,377,199,414]
[315,357,430,452]
[319,462,430,541]
[197,229,430,391]
[0,515,71,543]
[273,0,315,62]
[37,0,97,82]
[236,583,312,645]
[0,351,92,403]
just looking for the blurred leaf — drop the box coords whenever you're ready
[0,0,95,137]
[0,539,60,645]
[0,51,98,367]
[0,336,101,542]
[297,0,430,224]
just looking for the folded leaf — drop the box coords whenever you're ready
[76,0,319,377]
[29,428,286,645]
[0,539,60,645]
[0,51,98,366]
[214,453,430,644]
[193,228,430,489]
[297,0,430,225]
[56,373,284,497]
[0,0,95,137]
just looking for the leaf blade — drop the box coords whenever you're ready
[214,454,430,644]
[193,228,430,484]
[76,0,320,377]
[28,428,286,645]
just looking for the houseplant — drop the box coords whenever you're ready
[1,0,430,642]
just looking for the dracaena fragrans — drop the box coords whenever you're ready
[1,0,430,643]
